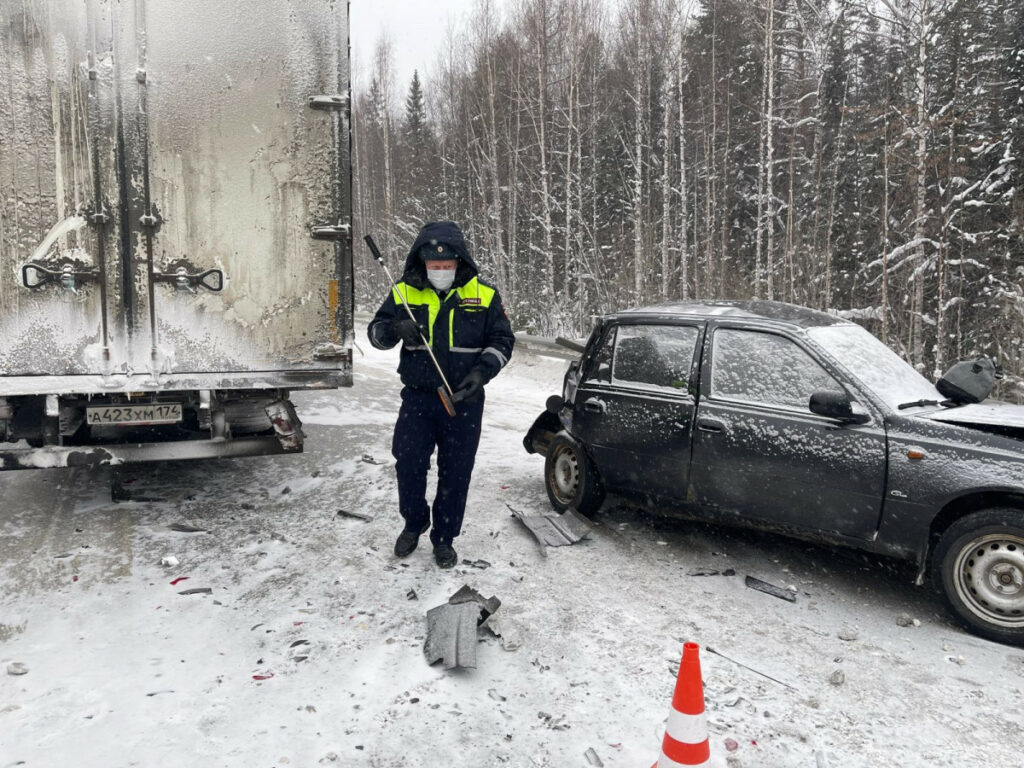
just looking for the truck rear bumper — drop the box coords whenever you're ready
[0,369,352,397]
[0,436,297,471]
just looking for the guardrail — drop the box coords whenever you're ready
[354,310,582,361]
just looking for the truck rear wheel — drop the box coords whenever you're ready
[933,508,1024,645]
[544,432,604,516]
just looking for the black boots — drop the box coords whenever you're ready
[394,523,457,568]
[394,522,429,558]
[433,543,457,569]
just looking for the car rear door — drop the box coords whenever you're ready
[572,321,703,501]
[688,324,887,539]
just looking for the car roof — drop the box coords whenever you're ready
[612,299,850,330]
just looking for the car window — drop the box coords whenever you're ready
[611,325,698,391]
[583,327,615,383]
[711,328,840,409]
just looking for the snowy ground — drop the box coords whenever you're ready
[2,326,1023,768]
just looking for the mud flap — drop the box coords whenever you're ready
[265,400,304,452]
[523,409,561,455]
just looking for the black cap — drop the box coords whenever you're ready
[419,240,457,261]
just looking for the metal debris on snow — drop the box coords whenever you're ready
[361,454,386,465]
[507,504,591,556]
[688,566,737,577]
[462,558,492,569]
[336,509,373,522]
[168,523,209,533]
[7,662,28,676]
[744,575,797,602]
[178,587,213,595]
[160,556,179,567]
[705,646,798,691]
[584,747,604,767]
[406,589,418,601]
[424,585,502,670]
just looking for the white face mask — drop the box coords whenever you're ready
[427,268,455,292]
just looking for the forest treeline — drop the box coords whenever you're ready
[354,0,1023,392]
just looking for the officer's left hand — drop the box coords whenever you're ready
[452,368,485,402]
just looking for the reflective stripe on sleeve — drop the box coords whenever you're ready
[369,322,390,349]
[451,346,483,354]
[482,346,509,368]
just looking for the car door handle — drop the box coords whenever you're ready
[696,417,725,433]
[583,397,606,413]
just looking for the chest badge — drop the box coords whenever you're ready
[461,297,482,306]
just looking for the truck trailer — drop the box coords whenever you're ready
[0,0,353,469]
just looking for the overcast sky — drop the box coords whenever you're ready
[350,0,478,92]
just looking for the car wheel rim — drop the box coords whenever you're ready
[953,532,1024,628]
[549,445,580,504]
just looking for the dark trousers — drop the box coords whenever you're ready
[392,387,484,546]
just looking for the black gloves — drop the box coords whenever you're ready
[392,318,426,346]
[452,367,485,402]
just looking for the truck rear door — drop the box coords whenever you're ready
[0,0,352,393]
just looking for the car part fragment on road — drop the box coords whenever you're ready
[336,508,373,522]
[744,575,797,602]
[178,587,212,596]
[168,523,208,533]
[705,646,798,691]
[508,504,591,556]
[424,585,502,670]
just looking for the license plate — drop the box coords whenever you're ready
[86,403,183,426]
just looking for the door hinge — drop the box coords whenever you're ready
[311,224,351,242]
[308,94,349,111]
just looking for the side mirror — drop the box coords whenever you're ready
[809,390,870,424]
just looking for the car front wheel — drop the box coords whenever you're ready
[933,508,1024,645]
[544,432,605,516]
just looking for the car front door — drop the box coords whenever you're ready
[688,325,887,540]
[572,322,703,501]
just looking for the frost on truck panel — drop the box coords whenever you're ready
[1,0,351,381]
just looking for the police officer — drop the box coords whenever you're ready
[368,221,515,568]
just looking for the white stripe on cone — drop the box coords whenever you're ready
[665,709,709,745]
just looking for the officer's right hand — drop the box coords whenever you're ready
[393,318,426,346]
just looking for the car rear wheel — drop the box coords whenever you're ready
[933,508,1024,645]
[544,432,604,516]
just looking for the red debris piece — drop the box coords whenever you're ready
[500,485,510,490]
[170,577,189,586]
[724,738,739,752]
[72,575,79,582]
[293,621,304,626]
[751,740,758,746]
[252,672,275,681]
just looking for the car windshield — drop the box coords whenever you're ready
[806,323,942,410]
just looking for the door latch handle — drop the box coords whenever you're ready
[696,417,725,433]
[583,397,606,413]
[153,265,224,293]
[22,261,99,293]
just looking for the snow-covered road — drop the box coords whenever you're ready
[1,329,1022,767]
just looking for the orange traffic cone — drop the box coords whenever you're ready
[651,642,711,768]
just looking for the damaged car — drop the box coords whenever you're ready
[525,300,1024,645]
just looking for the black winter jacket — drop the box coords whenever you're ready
[367,222,515,394]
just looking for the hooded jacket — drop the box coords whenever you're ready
[368,221,515,395]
